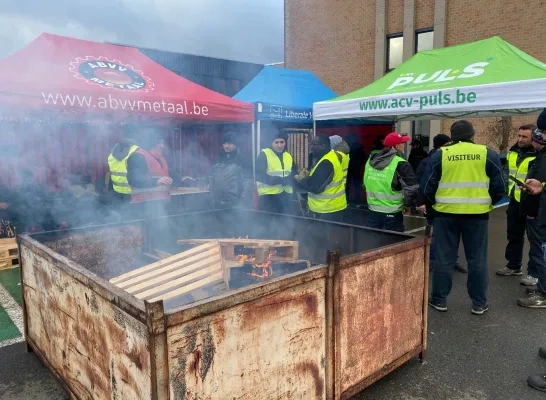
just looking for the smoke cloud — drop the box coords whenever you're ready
[0,0,284,64]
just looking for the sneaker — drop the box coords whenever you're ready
[471,304,489,315]
[527,374,546,392]
[517,293,546,308]
[539,347,546,360]
[428,299,447,312]
[495,267,523,276]
[526,286,537,295]
[455,263,468,273]
[521,275,539,286]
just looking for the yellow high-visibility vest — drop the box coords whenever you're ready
[107,145,139,194]
[507,150,535,202]
[433,142,492,214]
[256,148,294,195]
[308,150,347,213]
[337,151,350,188]
[364,155,405,214]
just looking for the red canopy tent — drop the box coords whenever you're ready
[0,33,254,123]
[0,34,256,188]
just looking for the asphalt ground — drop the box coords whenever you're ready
[0,206,544,400]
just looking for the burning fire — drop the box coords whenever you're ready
[249,250,277,279]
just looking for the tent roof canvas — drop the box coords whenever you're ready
[0,33,254,123]
[233,66,337,122]
[313,36,546,121]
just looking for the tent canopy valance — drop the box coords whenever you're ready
[0,33,254,123]
[313,36,546,122]
[233,66,337,123]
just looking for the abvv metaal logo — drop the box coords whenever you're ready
[69,56,154,92]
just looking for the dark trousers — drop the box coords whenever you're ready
[258,193,291,215]
[526,217,542,278]
[367,210,404,232]
[311,210,345,223]
[431,216,488,307]
[347,176,361,202]
[427,215,460,270]
[539,243,546,295]
[505,199,527,269]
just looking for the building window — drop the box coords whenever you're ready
[415,28,434,53]
[386,34,404,72]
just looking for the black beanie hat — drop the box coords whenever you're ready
[272,130,288,143]
[537,108,546,131]
[433,133,451,149]
[223,131,237,145]
[450,120,475,141]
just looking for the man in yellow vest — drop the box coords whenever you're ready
[295,134,348,222]
[108,127,139,205]
[496,124,536,280]
[363,132,419,232]
[422,120,505,315]
[255,130,297,214]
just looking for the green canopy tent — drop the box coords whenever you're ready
[313,36,546,122]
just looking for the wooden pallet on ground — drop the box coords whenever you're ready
[109,241,227,302]
[0,237,18,270]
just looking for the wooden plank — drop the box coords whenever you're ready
[122,255,222,294]
[153,249,173,259]
[133,262,222,300]
[110,241,219,284]
[113,247,221,289]
[147,271,224,302]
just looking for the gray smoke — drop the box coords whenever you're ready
[0,0,284,64]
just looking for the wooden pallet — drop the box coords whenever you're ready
[0,237,18,270]
[109,241,227,302]
[176,238,299,264]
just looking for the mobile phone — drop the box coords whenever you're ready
[509,175,525,186]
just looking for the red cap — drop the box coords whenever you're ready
[383,132,410,147]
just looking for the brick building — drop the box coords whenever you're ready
[285,0,546,150]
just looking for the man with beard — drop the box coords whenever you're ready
[496,125,537,284]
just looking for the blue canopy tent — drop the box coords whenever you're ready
[233,66,337,164]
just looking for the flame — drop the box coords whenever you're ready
[236,254,256,263]
[249,250,277,279]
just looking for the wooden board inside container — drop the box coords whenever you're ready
[0,237,18,270]
[177,238,299,263]
[110,241,227,302]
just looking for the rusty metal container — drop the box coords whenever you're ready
[18,209,428,400]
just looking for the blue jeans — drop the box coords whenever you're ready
[431,216,489,307]
[427,216,460,270]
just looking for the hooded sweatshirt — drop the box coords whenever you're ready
[333,141,350,154]
[364,147,419,207]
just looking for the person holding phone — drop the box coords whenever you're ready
[496,126,536,282]
[511,121,546,302]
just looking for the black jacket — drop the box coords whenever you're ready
[520,147,546,218]
[296,150,339,195]
[415,149,436,212]
[363,148,419,207]
[422,140,505,219]
[209,149,248,202]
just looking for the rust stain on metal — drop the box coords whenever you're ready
[336,247,425,394]
[167,280,327,400]
[297,361,324,398]
[21,247,153,400]
[240,291,320,332]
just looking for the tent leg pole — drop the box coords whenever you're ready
[251,122,256,182]
[313,120,316,137]
[257,120,261,156]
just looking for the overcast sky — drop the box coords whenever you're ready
[0,0,284,64]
